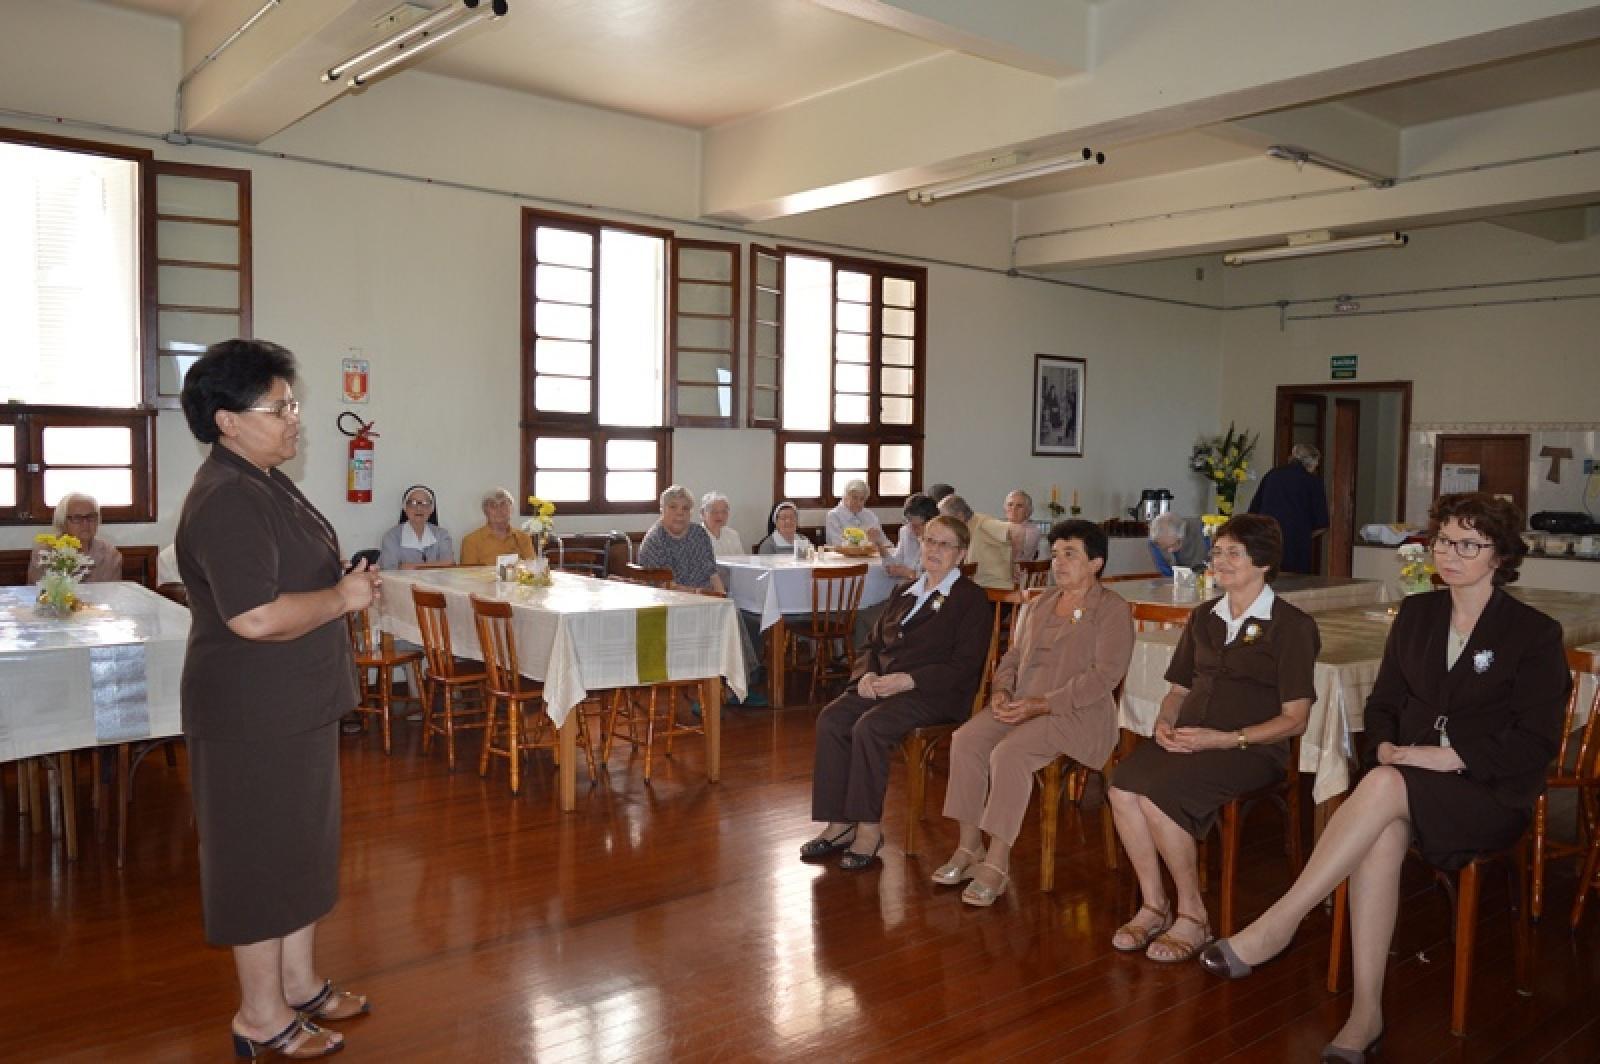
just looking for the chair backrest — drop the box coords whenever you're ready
[1104,571,1163,583]
[469,594,520,696]
[345,607,380,658]
[808,563,869,639]
[977,586,1038,712]
[1015,558,1051,589]
[552,542,607,578]
[1131,601,1192,632]
[621,563,674,588]
[412,586,461,679]
[1561,647,1600,793]
[958,561,978,580]
[155,582,189,607]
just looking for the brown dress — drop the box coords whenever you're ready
[176,445,357,946]
[1112,593,1320,838]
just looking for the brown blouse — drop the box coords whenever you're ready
[1166,593,1321,736]
[176,445,357,740]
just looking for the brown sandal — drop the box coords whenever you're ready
[1146,912,1213,964]
[232,1016,343,1059]
[290,980,370,1022]
[1111,902,1173,952]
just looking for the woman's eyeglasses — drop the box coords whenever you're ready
[1429,534,1491,559]
[245,399,301,419]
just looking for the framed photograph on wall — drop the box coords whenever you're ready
[1032,354,1085,456]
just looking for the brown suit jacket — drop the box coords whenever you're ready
[1361,588,1569,811]
[853,575,994,720]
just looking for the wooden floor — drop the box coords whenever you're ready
[4,703,1600,1062]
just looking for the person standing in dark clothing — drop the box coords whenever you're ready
[1248,444,1329,574]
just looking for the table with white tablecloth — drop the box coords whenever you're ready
[715,553,900,707]
[1120,588,1600,806]
[1110,574,1391,616]
[377,567,746,807]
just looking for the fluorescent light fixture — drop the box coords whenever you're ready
[908,148,1105,205]
[326,0,508,86]
[1223,231,1408,267]
[1267,144,1394,188]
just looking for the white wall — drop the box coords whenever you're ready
[1,0,1220,559]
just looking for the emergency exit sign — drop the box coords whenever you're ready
[1330,354,1358,380]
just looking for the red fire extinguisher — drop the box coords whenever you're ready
[338,413,378,503]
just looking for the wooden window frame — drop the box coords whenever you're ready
[0,405,158,525]
[670,238,740,427]
[746,245,783,428]
[520,208,675,515]
[774,431,923,510]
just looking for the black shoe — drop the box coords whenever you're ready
[838,835,885,871]
[1320,1027,1382,1062]
[799,826,856,861]
[1199,938,1253,979]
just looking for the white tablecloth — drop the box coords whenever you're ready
[377,568,745,723]
[1110,575,1390,615]
[715,554,899,631]
[0,583,188,762]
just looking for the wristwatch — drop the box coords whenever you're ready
[1236,731,1249,750]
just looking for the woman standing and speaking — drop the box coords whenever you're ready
[178,339,380,1059]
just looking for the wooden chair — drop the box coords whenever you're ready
[1327,837,1533,1037]
[958,561,978,580]
[1104,571,1163,583]
[603,681,705,784]
[412,586,489,771]
[899,587,1032,856]
[785,563,868,703]
[551,538,608,577]
[346,608,425,755]
[470,594,596,795]
[1131,601,1192,632]
[1036,698,1129,891]
[1015,558,1051,589]
[1530,647,1600,920]
[621,563,674,588]
[1572,788,1600,930]
[1205,735,1304,936]
[155,582,188,606]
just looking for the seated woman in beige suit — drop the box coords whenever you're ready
[934,519,1135,905]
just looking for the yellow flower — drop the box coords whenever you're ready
[1233,468,1247,481]
[1216,498,1234,515]
[60,534,82,550]
[1200,514,1227,529]
[35,533,56,546]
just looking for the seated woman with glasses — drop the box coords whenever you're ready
[1199,493,1568,1062]
[27,493,123,583]
[1107,514,1320,963]
[378,485,456,570]
[801,516,993,870]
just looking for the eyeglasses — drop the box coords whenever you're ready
[405,497,434,509]
[244,398,301,419]
[1429,533,1491,559]
[64,512,100,524]
[922,537,963,551]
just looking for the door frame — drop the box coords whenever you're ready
[1327,398,1361,578]
[1273,381,1413,521]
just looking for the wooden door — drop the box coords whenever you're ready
[1327,399,1360,578]
[1433,434,1531,516]
[1275,394,1326,465]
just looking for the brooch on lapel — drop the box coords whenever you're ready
[1473,648,1494,674]
[1241,622,1263,644]
[929,591,945,613]
[1071,607,1084,624]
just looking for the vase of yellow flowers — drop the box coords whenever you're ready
[1396,542,1436,596]
[34,532,92,616]
[519,496,557,587]
[1190,423,1259,516]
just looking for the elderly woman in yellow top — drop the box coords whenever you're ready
[27,493,123,582]
[938,493,1020,590]
[459,488,536,566]
[935,519,1135,905]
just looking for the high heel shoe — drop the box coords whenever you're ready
[232,1017,343,1059]
[838,834,885,871]
[289,980,370,1022]
[930,846,985,886]
[1319,1027,1382,1062]
[799,825,855,861]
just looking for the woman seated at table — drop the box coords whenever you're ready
[801,516,993,870]
[1148,512,1210,577]
[935,519,1135,904]
[377,485,456,570]
[1107,513,1319,962]
[1199,493,1569,1062]
[640,485,725,593]
[700,491,743,557]
[1003,490,1042,564]
[883,492,939,580]
[758,501,808,556]
[459,487,536,566]
[825,479,889,548]
[27,493,123,583]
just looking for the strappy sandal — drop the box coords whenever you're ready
[1146,912,1213,964]
[1111,902,1172,952]
[960,862,1010,907]
[290,980,370,1022]
[930,846,986,886]
[232,1016,343,1060]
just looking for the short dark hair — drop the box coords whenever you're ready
[902,492,939,523]
[926,482,955,503]
[1428,492,1526,585]
[1047,518,1108,566]
[1216,513,1283,581]
[180,339,297,444]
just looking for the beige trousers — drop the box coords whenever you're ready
[942,711,1071,846]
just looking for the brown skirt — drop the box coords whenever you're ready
[188,722,341,946]
[1111,738,1287,839]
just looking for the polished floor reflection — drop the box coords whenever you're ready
[4,707,1600,1061]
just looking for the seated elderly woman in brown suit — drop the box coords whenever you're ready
[934,519,1135,905]
[1107,514,1320,963]
[1200,494,1569,1062]
[801,515,993,870]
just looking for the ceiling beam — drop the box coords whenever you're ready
[810,0,1089,77]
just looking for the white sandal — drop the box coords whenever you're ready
[930,846,985,886]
